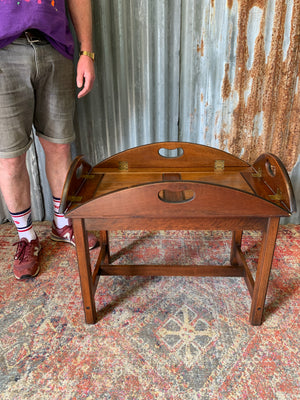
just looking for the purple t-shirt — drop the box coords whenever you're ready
[0,0,74,59]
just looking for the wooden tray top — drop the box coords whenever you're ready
[61,142,296,222]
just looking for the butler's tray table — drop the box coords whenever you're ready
[60,142,296,325]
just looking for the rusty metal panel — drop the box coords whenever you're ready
[179,0,299,168]
[178,0,299,222]
[0,0,299,224]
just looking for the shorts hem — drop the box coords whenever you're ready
[37,131,75,144]
[0,139,33,159]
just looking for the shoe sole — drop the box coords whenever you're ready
[50,233,98,250]
[50,232,75,246]
[15,265,41,280]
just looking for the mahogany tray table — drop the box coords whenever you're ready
[60,142,296,325]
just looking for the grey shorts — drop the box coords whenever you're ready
[0,36,76,159]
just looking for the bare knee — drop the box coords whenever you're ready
[0,154,27,179]
[39,138,71,157]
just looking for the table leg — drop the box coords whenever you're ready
[230,230,243,265]
[73,218,97,324]
[100,230,110,264]
[249,217,279,325]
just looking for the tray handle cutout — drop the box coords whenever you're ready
[158,189,195,203]
[158,147,184,158]
[265,160,277,177]
[76,163,83,179]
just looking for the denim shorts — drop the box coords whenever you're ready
[0,36,76,159]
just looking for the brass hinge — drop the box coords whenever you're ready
[119,161,128,171]
[268,188,282,201]
[67,195,82,203]
[252,168,262,178]
[214,160,224,172]
[81,174,95,179]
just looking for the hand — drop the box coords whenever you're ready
[76,55,95,98]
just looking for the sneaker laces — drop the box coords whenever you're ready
[13,240,30,261]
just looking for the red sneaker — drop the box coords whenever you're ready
[50,221,98,250]
[13,237,41,280]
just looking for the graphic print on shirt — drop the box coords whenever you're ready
[0,1,56,7]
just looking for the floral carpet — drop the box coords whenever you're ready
[0,222,299,400]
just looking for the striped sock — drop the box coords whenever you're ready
[53,197,70,229]
[10,207,37,242]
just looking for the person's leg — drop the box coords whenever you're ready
[0,39,35,227]
[38,138,72,199]
[33,45,97,250]
[0,39,42,279]
[39,138,72,229]
[34,43,74,230]
[39,138,98,249]
[0,154,30,213]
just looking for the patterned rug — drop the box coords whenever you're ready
[0,222,299,400]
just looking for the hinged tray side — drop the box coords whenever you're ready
[60,156,103,214]
[94,142,250,170]
[242,153,297,214]
[66,181,290,220]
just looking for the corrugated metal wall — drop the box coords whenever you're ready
[1,0,299,224]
